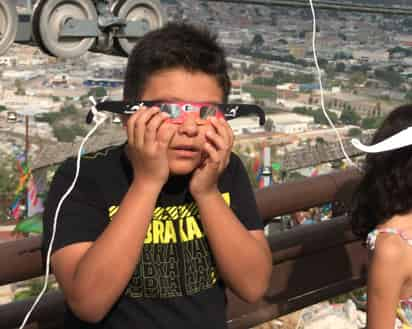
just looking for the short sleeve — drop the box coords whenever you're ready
[226,153,264,231]
[42,159,108,265]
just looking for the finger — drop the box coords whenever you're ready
[126,109,144,147]
[210,117,230,145]
[144,109,169,144]
[207,121,233,170]
[158,122,177,148]
[220,118,234,148]
[135,107,160,149]
[219,118,234,167]
[206,130,226,153]
[203,142,220,168]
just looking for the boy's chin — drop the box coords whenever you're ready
[169,159,201,176]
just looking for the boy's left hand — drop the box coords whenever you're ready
[189,117,234,198]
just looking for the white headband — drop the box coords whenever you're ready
[351,127,412,153]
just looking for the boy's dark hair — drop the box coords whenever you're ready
[351,104,412,239]
[123,22,231,103]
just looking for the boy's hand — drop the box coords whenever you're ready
[125,106,177,187]
[189,117,234,198]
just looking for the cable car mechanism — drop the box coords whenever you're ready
[0,0,165,58]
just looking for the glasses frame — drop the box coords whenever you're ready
[87,100,266,126]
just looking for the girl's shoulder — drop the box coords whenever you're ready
[367,228,401,249]
[368,228,410,263]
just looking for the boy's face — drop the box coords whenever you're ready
[138,67,224,175]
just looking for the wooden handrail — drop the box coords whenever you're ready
[0,169,365,329]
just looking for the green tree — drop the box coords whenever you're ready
[361,117,384,129]
[374,68,403,88]
[335,62,346,73]
[14,277,57,301]
[250,33,265,51]
[61,104,78,115]
[325,64,336,79]
[264,118,274,132]
[53,124,86,142]
[340,108,361,125]
[337,33,347,41]
[316,137,326,145]
[405,90,412,102]
[0,155,20,221]
[313,109,338,125]
[348,127,362,137]
[293,107,311,115]
[0,105,7,112]
[88,87,107,98]
[349,72,367,86]
[14,79,25,95]
[250,34,265,51]
[34,112,60,124]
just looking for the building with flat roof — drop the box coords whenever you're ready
[228,116,263,135]
[267,113,314,134]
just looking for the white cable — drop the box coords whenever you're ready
[18,98,108,329]
[308,0,359,170]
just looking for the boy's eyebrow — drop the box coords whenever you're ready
[145,97,184,103]
[145,98,221,105]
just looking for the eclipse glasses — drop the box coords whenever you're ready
[87,100,266,126]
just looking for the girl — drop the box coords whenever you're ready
[351,105,412,329]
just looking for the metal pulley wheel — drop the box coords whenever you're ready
[32,0,98,58]
[0,0,18,56]
[32,0,54,56]
[113,0,165,56]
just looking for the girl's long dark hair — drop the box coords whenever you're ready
[351,105,412,240]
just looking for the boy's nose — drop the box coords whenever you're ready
[178,115,198,136]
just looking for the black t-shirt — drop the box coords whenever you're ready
[42,144,263,329]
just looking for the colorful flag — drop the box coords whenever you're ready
[272,162,281,171]
[14,172,30,196]
[252,156,260,173]
[10,197,22,220]
[311,166,319,177]
[14,215,43,234]
[15,152,28,175]
[256,166,266,188]
[258,175,265,188]
[27,175,44,217]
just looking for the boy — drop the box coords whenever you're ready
[42,22,272,329]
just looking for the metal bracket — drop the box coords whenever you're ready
[59,18,148,39]
[59,19,99,38]
[114,21,148,38]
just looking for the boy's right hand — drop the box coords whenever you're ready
[125,106,176,187]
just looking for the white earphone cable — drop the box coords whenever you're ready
[18,98,108,329]
[308,0,359,170]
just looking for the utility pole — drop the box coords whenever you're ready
[262,146,272,188]
[24,114,31,220]
[261,146,272,237]
[25,115,29,163]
